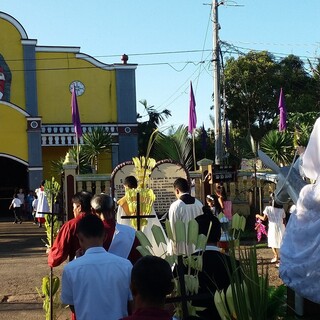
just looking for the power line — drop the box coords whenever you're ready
[4,59,212,73]
[157,53,212,110]
[3,43,319,65]
[3,49,213,63]
[195,3,213,94]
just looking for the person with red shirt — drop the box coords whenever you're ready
[91,193,141,265]
[48,191,92,267]
[48,191,92,320]
[121,256,174,320]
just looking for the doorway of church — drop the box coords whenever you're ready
[0,157,28,217]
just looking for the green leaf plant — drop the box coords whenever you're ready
[136,214,286,320]
[214,215,286,320]
[37,178,65,320]
[41,177,62,249]
[36,275,66,320]
[136,219,210,319]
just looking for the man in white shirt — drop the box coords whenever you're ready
[168,177,203,255]
[61,214,132,320]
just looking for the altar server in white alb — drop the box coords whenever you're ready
[35,180,50,228]
[168,177,203,255]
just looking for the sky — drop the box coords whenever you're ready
[1,0,320,132]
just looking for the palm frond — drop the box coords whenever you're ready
[260,130,294,166]
[153,125,193,170]
[81,127,112,171]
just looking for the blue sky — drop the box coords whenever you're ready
[1,0,320,131]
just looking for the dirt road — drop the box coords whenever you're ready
[0,217,283,320]
[0,218,69,319]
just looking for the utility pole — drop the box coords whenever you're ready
[213,0,223,164]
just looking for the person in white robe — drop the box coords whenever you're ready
[35,180,50,227]
[168,177,203,255]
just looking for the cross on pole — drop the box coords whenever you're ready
[120,192,156,231]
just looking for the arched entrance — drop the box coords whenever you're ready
[0,156,28,216]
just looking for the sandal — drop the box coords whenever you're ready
[271,257,278,263]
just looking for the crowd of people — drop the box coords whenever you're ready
[43,177,235,320]
[8,181,50,227]
[9,174,290,320]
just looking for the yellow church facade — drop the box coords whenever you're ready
[0,12,138,204]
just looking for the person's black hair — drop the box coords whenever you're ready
[269,193,283,208]
[206,194,224,212]
[216,183,227,200]
[273,201,283,209]
[124,176,138,189]
[77,214,104,239]
[91,194,114,214]
[131,256,174,304]
[196,207,222,243]
[41,180,46,187]
[173,177,190,193]
[72,191,92,213]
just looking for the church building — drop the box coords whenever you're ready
[0,12,138,210]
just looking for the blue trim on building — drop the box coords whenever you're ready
[115,68,138,163]
[116,69,137,123]
[118,135,138,164]
[112,144,119,169]
[23,43,38,116]
[28,169,43,191]
[23,43,43,190]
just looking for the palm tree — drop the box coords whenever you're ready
[82,127,112,173]
[51,145,92,175]
[153,125,193,170]
[260,130,294,166]
[138,99,171,156]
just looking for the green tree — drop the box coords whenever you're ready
[311,59,320,110]
[224,51,279,140]
[278,55,318,114]
[153,125,193,170]
[224,52,318,141]
[51,145,92,176]
[82,127,112,173]
[260,130,294,166]
[51,128,112,175]
[137,99,171,156]
[194,125,215,161]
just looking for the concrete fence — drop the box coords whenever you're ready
[62,153,274,221]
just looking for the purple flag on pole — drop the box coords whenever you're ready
[71,86,83,138]
[188,81,197,134]
[278,88,287,132]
